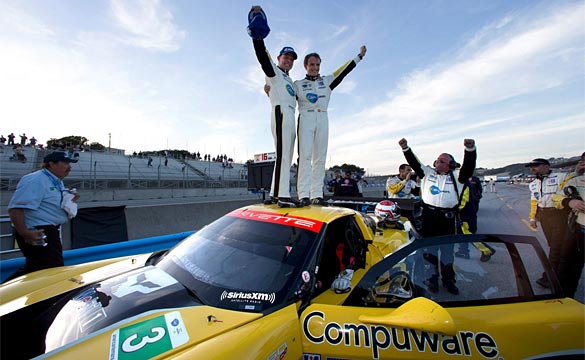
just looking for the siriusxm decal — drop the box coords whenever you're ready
[430,185,441,195]
[306,93,319,103]
[286,84,295,97]
[220,290,275,304]
[302,311,499,360]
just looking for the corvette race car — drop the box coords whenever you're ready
[1,200,583,359]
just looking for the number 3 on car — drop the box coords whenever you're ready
[110,311,188,360]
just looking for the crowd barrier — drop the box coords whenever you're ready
[0,231,194,283]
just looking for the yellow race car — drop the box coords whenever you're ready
[1,201,583,359]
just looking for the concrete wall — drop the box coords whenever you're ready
[123,198,259,240]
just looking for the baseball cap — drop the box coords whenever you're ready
[43,151,78,164]
[524,158,550,167]
[279,46,298,60]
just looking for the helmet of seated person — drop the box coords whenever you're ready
[375,200,401,227]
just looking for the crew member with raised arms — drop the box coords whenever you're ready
[399,138,477,295]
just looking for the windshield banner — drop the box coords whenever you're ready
[228,209,323,233]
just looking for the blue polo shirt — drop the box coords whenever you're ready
[8,169,68,226]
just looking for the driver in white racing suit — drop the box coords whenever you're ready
[295,46,367,205]
[249,6,300,208]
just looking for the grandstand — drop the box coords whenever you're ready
[0,147,248,191]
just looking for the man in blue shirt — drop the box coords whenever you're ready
[5,151,80,282]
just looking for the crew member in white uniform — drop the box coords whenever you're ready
[295,46,367,205]
[399,138,477,295]
[249,6,300,208]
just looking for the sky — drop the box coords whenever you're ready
[1,0,583,175]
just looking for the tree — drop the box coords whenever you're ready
[328,163,365,175]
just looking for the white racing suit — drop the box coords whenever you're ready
[253,40,297,199]
[295,55,362,200]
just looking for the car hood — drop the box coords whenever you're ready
[44,304,263,359]
[42,265,263,357]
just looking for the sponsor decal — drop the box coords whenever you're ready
[109,311,188,360]
[228,209,323,233]
[306,93,319,103]
[267,342,288,360]
[302,270,311,283]
[286,84,296,97]
[302,311,499,360]
[318,80,325,87]
[220,290,276,304]
[303,354,321,360]
[430,185,441,195]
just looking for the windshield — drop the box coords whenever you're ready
[157,208,321,312]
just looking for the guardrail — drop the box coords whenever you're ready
[0,230,194,283]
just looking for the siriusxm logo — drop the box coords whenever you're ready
[306,93,319,103]
[220,290,276,304]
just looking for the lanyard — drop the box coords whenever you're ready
[42,169,64,201]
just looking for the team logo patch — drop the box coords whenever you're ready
[430,185,441,195]
[306,93,319,103]
[286,84,295,97]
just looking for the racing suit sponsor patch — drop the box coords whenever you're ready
[306,93,319,103]
[286,84,295,96]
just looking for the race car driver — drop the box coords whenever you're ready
[295,46,367,206]
[249,5,300,208]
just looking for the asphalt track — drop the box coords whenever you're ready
[476,182,584,303]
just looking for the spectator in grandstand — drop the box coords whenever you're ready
[29,136,37,147]
[399,137,477,295]
[19,133,27,146]
[147,156,153,167]
[7,132,15,145]
[0,134,6,145]
[4,151,80,282]
[386,164,419,199]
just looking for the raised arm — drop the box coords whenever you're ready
[330,45,367,90]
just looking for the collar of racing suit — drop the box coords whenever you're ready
[305,74,321,81]
[536,170,552,180]
[277,66,289,75]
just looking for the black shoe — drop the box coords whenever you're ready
[300,197,311,206]
[455,251,470,259]
[263,197,277,205]
[480,248,495,262]
[277,198,301,208]
[443,281,459,295]
[311,197,324,205]
[536,276,550,288]
[424,278,439,293]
